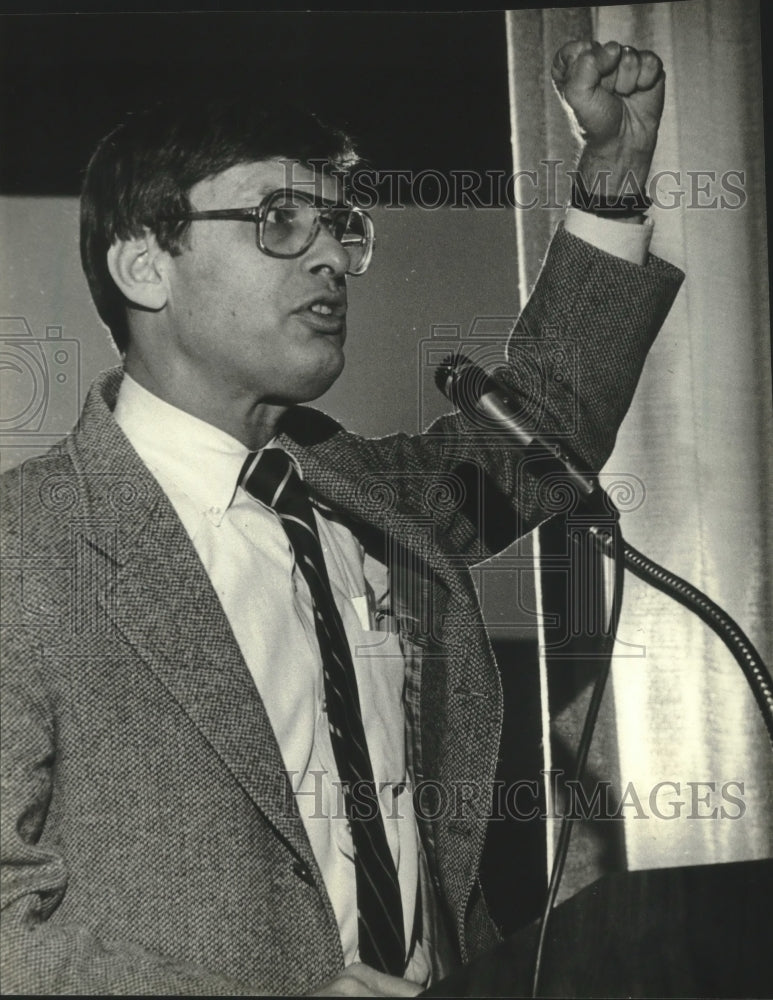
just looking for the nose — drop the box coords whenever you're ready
[303,223,350,279]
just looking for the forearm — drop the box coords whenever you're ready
[504,223,684,472]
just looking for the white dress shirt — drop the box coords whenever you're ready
[564,206,653,264]
[114,376,431,982]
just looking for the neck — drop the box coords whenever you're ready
[123,353,288,451]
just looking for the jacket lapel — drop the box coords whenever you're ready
[279,427,462,592]
[69,371,320,874]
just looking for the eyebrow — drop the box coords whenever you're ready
[229,186,345,209]
[280,189,349,209]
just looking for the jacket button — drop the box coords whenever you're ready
[292,860,313,885]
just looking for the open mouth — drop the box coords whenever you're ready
[295,294,347,331]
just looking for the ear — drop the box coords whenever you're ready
[106,231,169,311]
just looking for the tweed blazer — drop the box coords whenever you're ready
[0,226,684,995]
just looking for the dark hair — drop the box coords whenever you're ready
[80,94,359,353]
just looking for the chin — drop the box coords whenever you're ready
[272,355,345,406]
[302,364,344,403]
[310,340,346,393]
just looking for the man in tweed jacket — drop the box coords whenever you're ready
[1,42,683,996]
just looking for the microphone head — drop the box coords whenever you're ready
[435,353,498,413]
[434,352,473,394]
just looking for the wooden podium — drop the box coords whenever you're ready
[421,859,773,997]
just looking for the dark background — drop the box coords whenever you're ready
[3,5,770,238]
[0,11,512,196]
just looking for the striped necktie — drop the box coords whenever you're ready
[239,447,406,975]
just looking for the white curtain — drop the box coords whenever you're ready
[507,0,772,881]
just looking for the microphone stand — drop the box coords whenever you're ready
[530,512,625,997]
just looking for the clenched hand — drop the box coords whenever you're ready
[552,39,666,202]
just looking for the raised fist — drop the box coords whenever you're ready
[552,39,666,200]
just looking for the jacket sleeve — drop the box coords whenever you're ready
[313,224,684,564]
[0,628,264,997]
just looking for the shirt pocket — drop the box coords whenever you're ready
[341,599,407,790]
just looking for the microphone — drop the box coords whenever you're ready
[434,353,609,514]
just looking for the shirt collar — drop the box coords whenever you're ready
[114,373,292,526]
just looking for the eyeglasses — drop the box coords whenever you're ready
[164,188,374,276]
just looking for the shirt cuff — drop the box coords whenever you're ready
[564,207,653,266]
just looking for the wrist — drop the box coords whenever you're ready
[571,169,652,223]
[576,135,655,192]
